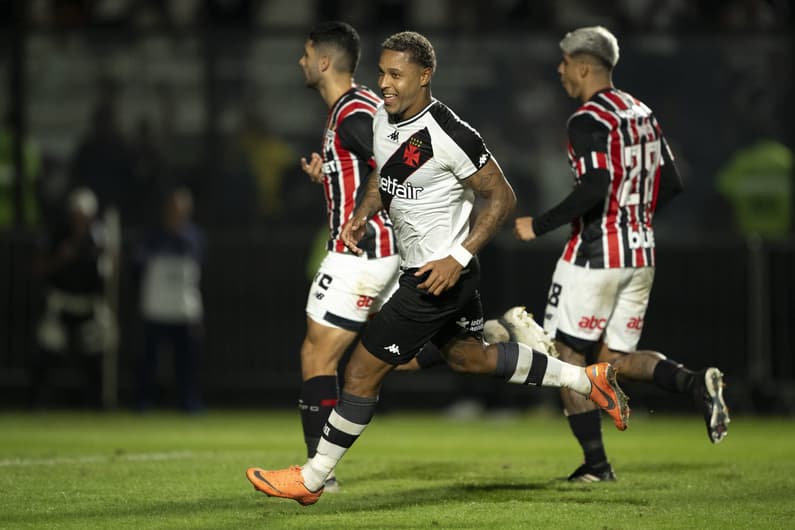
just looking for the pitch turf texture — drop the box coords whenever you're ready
[1,410,793,529]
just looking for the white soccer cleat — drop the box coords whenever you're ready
[485,306,559,357]
[695,367,730,444]
[483,319,510,343]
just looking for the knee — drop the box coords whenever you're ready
[444,351,470,372]
[444,343,490,374]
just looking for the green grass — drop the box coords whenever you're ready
[1,409,793,529]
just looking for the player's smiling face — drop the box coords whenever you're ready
[378,49,432,122]
[299,40,321,88]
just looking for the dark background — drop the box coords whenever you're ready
[0,0,793,414]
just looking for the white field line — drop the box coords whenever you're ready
[0,450,196,467]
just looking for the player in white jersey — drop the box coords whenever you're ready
[292,22,400,491]
[246,31,631,506]
[514,26,730,482]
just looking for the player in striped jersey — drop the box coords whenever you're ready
[514,26,730,482]
[247,30,630,506]
[292,22,400,491]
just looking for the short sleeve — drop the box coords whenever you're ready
[337,112,375,160]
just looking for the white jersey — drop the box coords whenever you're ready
[373,99,492,269]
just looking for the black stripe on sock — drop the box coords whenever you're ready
[495,342,519,379]
[525,351,548,386]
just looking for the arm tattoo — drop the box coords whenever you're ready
[462,162,516,255]
[354,171,385,220]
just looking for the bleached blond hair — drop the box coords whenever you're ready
[560,26,620,69]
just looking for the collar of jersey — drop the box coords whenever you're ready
[389,98,437,128]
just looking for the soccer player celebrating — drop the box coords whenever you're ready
[513,26,730,482]
[246,30,630,505]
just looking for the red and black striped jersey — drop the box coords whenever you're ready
[321,85,396,259]
[549,88,682,269]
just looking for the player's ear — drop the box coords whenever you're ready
[578,61,590,80]
[318,54,331,73]
[420,67,432,87]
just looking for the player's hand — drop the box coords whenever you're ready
[415,256,462,296]
[340,216,368,255]
[514,216,537,241]
[300,152,324,183]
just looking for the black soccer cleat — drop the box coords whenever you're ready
[694,367,730,444]
[567,463,616,483]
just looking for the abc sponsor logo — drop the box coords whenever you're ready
[577,315,644,331]
[356,295,374,309]
[578,316,606,331]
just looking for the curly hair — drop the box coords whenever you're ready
[381,31,436,72]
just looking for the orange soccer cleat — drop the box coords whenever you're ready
[586,362,630,431]
[246,466,323,506]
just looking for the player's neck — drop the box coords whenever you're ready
[320,76,356,109]
[580,80,613,103]
[392,92,432,123]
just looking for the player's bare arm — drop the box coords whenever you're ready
[463,158,517,254]
[341,171,383,255]
[300,152,324,183]
[416,159,516,296]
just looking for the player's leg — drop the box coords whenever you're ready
[481,301,615,478]
[299,319,357,460]
[602,267,729,443]
[429,276,627,430]
[246,268,426,505]
[546,260,624,481]
[299,252,400,488]
[298,341,395,493]
[246,340,393,505]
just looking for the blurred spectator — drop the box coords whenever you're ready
[127,117,166,228]
[716,139,792,239]
[32,187,116,408]
[237,113,295,220]
[0,111,41,229]
[133,187,206,412]
[68,99,135,223]
[211,126,259,226]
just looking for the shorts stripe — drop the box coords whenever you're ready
[324,311,363,332]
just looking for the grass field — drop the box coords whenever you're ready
[1,409,793,529]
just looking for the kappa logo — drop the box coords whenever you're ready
[478,153,489,167]
[456,317,469,328]
[388,130,399,142]
[384,344,401,355]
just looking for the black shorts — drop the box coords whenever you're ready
[361,257,484,365]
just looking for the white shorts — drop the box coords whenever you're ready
[542,258,654,352]
[306,251,400,331]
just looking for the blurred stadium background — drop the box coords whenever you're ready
[0,0,792,414]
